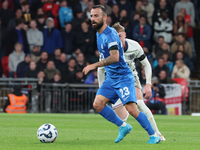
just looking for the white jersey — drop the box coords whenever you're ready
[123,38,145,71]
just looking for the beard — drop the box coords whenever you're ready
[91,19,104,30]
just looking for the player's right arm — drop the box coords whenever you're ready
[83,47,119,75]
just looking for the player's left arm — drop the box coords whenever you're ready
[139,54,152,99]
[83,46,119,75]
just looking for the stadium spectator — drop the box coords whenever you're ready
[152,36,165,59]
[56,53,68,72]
[25,61,39,78]
[132,12,140,28]
[174,50,194,72]
[58,0,73,28]
[4,85,28,113]
[73,67,85,83]
[142,0,154,25]
[0,0,14,11]
[153,57,170,78]
[72,47,82,58]
[61,22,75,59]
[84,69,98,85]
[8,42,25,77]
[155,42,172,61]
[153,9,173,44]
[30,45,41,63]
[42,0,60,28]
[171,59,190,80]
[121,17,133,39]
[146,76,166,115]
[0,0,13,28]
[71,8,86,32]
[99,0,112,16]
[27,20,43,52]
[76,53,86,71]
[119,9,127,23]
[75,21,95,59]
[50,48,61,67]
[172,44,190,61]
[62,56,76,83]
[173,12,188,41]
[52,73,63,83]
[133,0,147,19]
[110,4,120,26]
[42,17,63,55]
[80,0,89,12]
[44,60,61,81]
[132,15,152,50]
[174,0,195,24]
[6,18,29,54]
[158,70,175,84]
[0,18,7,60]
[16,54,30,78]
[106,15,112,26]
[180,8,196,58]
[36,14,46,32]
[36,8,46,16]
[171,33,192,58]
[37,51,48,71]
[90,49,99,64]
[153,52,173,73]
[153,0,173,22]
[21,1,33,24]
[85,1,94,21]
[7,9,23,31]
[117,0,133,17]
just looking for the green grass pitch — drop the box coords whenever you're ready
[0,113,199,150]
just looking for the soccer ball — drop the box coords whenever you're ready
[37,123,58,143]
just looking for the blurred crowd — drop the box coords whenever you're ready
[0,0,199,86]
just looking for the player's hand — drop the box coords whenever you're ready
[82,64,96,75]
[143,84,152,99]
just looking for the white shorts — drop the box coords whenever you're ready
[111,70,142,109]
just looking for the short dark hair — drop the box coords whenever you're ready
[15,18,24,26]
[37,14,45,19]
[92,5,107,15]
[177,33,185,38]
[68,56,76,62]
[158,36,164,39]
[140,14,146,19]
[21,1,30,6]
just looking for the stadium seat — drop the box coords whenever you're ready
[172,78,189,102]
[2,56,9,77]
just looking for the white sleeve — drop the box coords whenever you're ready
[97,67,106,87]
[140,57,152,85]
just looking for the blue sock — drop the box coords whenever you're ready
[136,112,155,136]
[99,105,123,127]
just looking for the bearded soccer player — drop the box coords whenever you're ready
[98,22,166,141]
[82,5,161,144]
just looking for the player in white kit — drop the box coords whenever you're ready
[98,22,166,141]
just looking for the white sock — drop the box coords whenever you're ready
[122,112,129,122]
[137,100,161,135]
[120,122,127,127]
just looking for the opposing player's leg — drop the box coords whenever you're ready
[112,99,129,122]
[135,80,166,141]
[95,79,132,143]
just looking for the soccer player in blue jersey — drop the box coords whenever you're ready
[82,5,161,144]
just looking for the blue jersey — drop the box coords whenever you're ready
[96,26,133,81]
